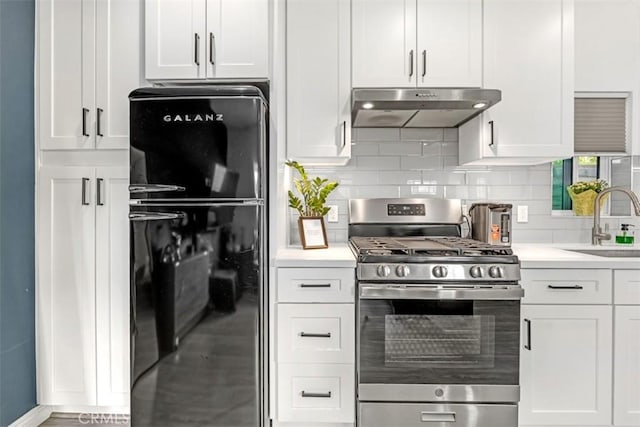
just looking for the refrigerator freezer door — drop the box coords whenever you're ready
[130,203,263,426]
[130,88,266,200]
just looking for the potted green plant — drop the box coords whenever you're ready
[566,179,609,216]
[285,160,339,249]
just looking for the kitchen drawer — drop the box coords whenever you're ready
[277,363,355,423]
[277,268,354,303]
[277,304,354,364]
[521,269,612,304]
[614,269,640,305]
[359,402,517,427]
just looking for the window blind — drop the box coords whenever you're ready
[574,98,627,153]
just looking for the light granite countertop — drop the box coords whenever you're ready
[274,243,640,270]
[274,245,357,268]
[512,243,640,269]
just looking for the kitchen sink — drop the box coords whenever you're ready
[566,249,640,258]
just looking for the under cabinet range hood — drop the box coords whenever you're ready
[352,88,501,128]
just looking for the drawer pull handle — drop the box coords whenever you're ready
[421,411,456,423]
[301,391,332,398]
[299,283,331,288]
[547,285,584,290]
[300,332,331,338]
[524,318,532,351]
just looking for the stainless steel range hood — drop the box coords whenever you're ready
[352,88,501,128]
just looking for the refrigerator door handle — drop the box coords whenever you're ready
[129,212,186,222]
[129,184,186,194]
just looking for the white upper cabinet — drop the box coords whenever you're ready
[575,0,640,155]
[146,0,268,80]
[352,0,416,87]
[95,0,144,149]
[38,0,141,150]
[459,0,574,165]
[352,0,481,88]
[145,0,205,79]
[286,0,351,164]
[416,0,481,87]
[206,0,269,78]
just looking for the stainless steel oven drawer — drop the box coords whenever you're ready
[358,402,517,427]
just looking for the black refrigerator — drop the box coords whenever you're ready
[129,86,267,427]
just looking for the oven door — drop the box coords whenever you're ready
[357,283,521,403]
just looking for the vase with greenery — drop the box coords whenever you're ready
[566,179,609,216]
[286,160,339,247]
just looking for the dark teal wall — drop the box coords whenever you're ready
[0,0,37,425]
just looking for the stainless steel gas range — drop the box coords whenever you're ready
[349,198,523,427]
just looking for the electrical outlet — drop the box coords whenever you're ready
[462,204,469,216]
[517,205,529,223]
[327,205,339,223]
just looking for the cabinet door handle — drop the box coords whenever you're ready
[547,285,584,290]
[524,318,532,350]
[97,178,104,206]
[194,33,200,66]
[82,108,89,136]
[96,108,104,137]
[422,50,427,77]
[301,391,332,398]
[299,283,331,288]
[81,178,90,206]
[300,332,331,338]
[209,32,215,65]
[488,120,495,147]
[340,120,346,149]
[409,50,414,77]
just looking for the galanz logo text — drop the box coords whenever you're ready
[163,114,223,122]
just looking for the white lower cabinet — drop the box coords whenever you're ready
[613,270,640,426]
[277,363,355,423]
[275,267,355,425]
[519,305,613,426]
[38,166,129,406]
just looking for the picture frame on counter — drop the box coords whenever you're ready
[298,216,328,249]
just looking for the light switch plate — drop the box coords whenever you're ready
[517,205,528,223]
[327,205,339,223]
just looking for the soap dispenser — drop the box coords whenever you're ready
[616,224,635,245]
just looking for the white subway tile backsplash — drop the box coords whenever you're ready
[400,185,445,198]
[466,171,510,186]
[351,141,379,156]
[355,128,400,141]
[354,185,400,198]
[401,155,443,170]
[357,156,401,170]
[379,141,422,155]
[422,142,442,156]
[377,171,422,185]
[290,129,640,245]
[441,142,458,156]
[444,128,458,141]
[401,128,444,141]
[422,171,466,185]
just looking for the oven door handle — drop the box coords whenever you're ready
[358,284,524,300]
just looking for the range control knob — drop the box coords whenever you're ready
[432,265,448,278]
[469,266,484,278]
[488,266,504,278]
[377,265,391,277]
[396,265,411,277]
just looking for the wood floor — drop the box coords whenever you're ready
[40,293,260,427]
[40,415,128,426]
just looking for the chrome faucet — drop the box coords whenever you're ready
[592,187,640,245]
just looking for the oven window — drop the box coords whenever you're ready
[384,315,495,369]
[359,299,519,385]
